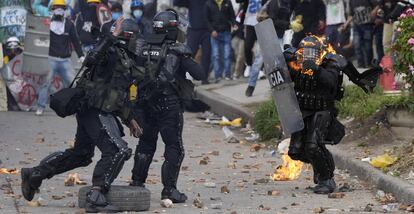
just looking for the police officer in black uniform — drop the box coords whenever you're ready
[130,10,205,203]
[283,35,380,194]
[21,18,143,213]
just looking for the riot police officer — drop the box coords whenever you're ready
[21,18,143,213]
[130,10,205,203]
[284,35,380,194]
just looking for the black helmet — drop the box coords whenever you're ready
[298,35,326,68]
[152,10,179,40]
[113,18,140,53]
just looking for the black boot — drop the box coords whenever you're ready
[313,179,336,194]
[161,161,187,203]
[85,187,120,213]
[161,188,188,203]
[245,86,255,97]
[313,167,320,184]
[21,168,44,201]
[130,153,153,187]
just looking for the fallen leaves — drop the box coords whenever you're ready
[64,173,87,186]
[51,195,65,200]
[328,192,345,199]
[313,207,325,213]
[27,200,42,207]
[267,190,280,196]
[220,185,230,193]
[193,194,204,208]
[232,152,243,160]
[34,135,45,144]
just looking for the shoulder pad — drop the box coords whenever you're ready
[144,33,167,44]
[168,43,193,56]
[324,53,347,69]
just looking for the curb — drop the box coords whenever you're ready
[330,147,414,204]
[195,88,254,124]
[196,86,414,204]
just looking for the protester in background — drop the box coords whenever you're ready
[32,0,51,16]
[130,0,154,37]
[291,0,326,47]
[36,0,84,115]
[2,37,23,64]
[173,0,212,84]
[373,2,384,62]
[205,0,237,82]
[343,0,379,68]
[245,0,296,97]
[100,1,123,36]
[2,37,23,111]
[76,0,107,52]
[0,42,6,112]
[238,0,262,78]
[380,0,397,56]
[231,16,246,79]
[324,0,347,48]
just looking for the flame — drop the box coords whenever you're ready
[0,168,19,174]
[271,153,303,181]
[288,35,337,76]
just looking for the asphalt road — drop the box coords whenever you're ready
[0,111,389,214]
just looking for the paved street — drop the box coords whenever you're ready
[0,111,387,213]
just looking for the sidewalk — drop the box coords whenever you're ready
[195,77,414,204]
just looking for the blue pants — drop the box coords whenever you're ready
[37,57,74,109]
[211,31,232,79]
[186,29,211,81]
[353,24,374,67]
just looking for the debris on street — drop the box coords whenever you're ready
[160,199,173,208]
[64,173,87,186]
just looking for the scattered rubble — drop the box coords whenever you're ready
[204,182,216,188]
[220,185,230,193]
[328,192,345,199]
[193,194,204,208]
[160,199,173,208]
[210,202,223,209]
[64,173,87,186]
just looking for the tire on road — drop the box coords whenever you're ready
[78,185,151,211]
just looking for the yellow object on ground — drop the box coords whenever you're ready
[52,0,66,6]
[370,154,398,169]
[219,118,242,127]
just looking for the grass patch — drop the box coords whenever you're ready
[253,86,414,141]
[337,86,414,119]
[253,98,281,141]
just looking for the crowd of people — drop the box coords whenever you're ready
[173,0,403,96]
[0,0,407,112]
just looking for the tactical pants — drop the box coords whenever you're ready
[34,108,131,192]
[132,103,184,189]
[288,111,335,181]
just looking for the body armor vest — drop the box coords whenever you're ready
[293,71,335,111]
[138,41,181,101]
[77,46,143,120]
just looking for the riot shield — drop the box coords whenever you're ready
[255,19,304,135]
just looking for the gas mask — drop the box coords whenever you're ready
[297,35,324,72]
[133,9,143,23]
[52,8,65,21]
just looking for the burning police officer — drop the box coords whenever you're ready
[130,10,205,203]
[21,18,144,213]
[284,35,381,194]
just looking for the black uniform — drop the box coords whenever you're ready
[21,25,142,211]
[283,35,381,194]
[130,10,205,203]
[283,36,345,194]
